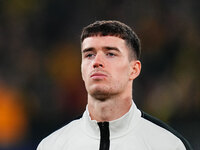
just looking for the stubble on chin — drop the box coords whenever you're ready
[89,87,113,101]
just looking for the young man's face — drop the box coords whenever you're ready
[81,36,140,100]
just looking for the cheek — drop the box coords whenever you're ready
[117,62,130,73]
[81,61,90,81]
[81,63,86,81]
[115,64,131,80]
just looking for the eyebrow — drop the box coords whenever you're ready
[82,46,120,53]
[82,47,94,53]
[103,46,120,52]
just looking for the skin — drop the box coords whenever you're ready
[81,36,141,122]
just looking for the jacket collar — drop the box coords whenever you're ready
[81,100,141,139]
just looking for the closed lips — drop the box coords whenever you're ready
[90,73,107,77]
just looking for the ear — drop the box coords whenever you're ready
[129,60,141,80]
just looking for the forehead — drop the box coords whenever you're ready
[81,36,127,50]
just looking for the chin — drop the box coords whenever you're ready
[92,93,110,101]
[89,86,112,101]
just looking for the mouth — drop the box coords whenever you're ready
[90,72,107,79]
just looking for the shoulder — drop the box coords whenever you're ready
[37,118,82,150]
[137,111,193,150]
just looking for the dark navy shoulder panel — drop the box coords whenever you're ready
[141,111,193,150]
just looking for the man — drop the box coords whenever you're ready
[37,20,193,150]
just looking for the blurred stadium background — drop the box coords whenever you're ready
[0,0,199,149]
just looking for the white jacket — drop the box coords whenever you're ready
[37,102,192,150]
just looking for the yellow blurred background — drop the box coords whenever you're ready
[0,0,199,149]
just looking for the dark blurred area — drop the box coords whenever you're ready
[0,0,199,149]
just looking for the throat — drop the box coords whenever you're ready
[89,103,114,122]
[88,97,132,122]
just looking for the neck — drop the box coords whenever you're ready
[87,93,132,122]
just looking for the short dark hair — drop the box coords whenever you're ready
[81,20,141,60]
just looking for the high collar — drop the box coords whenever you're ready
[81,101,141,139]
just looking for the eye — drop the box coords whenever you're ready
[85,53,95,58]
[107,53,115,57]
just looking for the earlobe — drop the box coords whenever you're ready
[130,60,141,80]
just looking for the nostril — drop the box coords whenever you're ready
[93,63,98,68]
[93,63,103,68]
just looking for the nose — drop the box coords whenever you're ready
[92,53,104,68]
